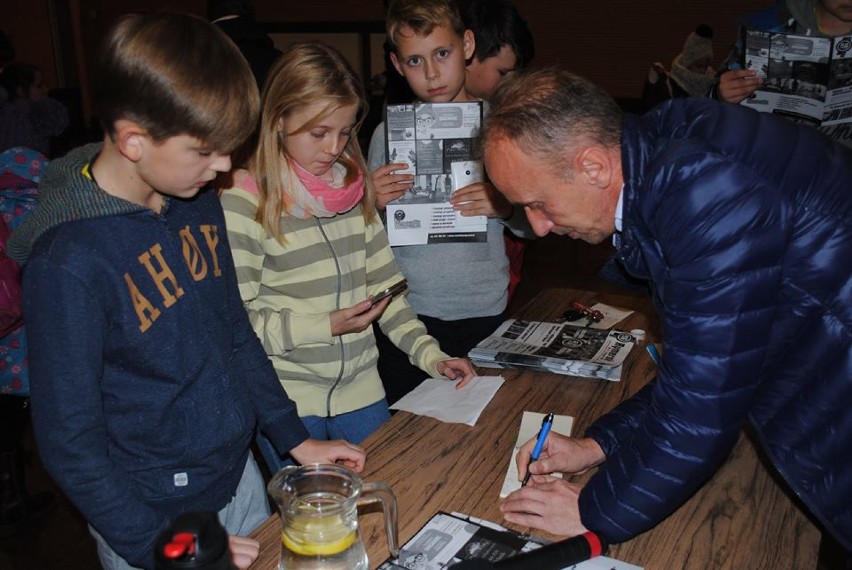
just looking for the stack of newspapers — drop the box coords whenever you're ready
[468,319,637,381]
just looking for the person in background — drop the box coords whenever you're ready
[368,0,534,406]
[208,0,282,90]
[7,13,364,570]
[460,0,535,101]
[0,63,69,156]
[0,147,54,538]
[220,42,475,473]
[461,0,535,302]
[641,24,716,112]
[712,0,852,148]
[481,67,851,559]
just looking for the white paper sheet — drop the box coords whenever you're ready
[588,302,634,330]
[389,376,504,426]
[500,411,574,498]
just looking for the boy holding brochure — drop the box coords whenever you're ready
[368,0,534,405]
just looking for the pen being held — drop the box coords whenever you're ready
[522,412,554,487]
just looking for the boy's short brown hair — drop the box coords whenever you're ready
[94,12,259,153]
[386,0,466,51]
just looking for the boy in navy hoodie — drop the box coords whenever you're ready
[7,12,365,570]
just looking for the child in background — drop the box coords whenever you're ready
[220,42,475,473]
[641,25,716,112]
[0,63,69,156]
[368,0,534,405]
[461,0,535,101]
[7,14,364,570]
[461,0,536,300]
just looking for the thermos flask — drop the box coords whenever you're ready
[153,512,235,570]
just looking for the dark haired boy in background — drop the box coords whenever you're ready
[461,0,535,100]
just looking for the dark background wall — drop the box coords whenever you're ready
[7,0,771,123]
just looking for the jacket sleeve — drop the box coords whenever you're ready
[579,152,789,542]
[219,205,309,455]
[221,187,334,355]
[365,218,447,376]
[24,257,168,568]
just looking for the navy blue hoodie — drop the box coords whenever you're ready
[9,143,309,567]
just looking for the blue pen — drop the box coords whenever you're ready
[522,412,554,487]
[646,343,661,366]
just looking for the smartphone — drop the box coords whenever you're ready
[370,279,408,304]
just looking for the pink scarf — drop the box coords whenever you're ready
[291,160,364,218]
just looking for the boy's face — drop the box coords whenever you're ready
[390,24,475,103]
[138,134,231,199]
[466,45,518,101]
[821,0,852,23]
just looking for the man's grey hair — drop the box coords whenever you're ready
[482,68,623,175]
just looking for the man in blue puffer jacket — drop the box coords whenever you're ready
[484,68,851,553]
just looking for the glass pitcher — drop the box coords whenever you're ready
[267,464,399,570]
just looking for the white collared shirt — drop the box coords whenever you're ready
[613,185,625,246]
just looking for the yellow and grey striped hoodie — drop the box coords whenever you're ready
[221,170,448,418]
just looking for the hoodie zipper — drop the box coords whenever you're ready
[315,218,345,417]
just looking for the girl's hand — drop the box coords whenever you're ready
[450,182,513,219]
[290,438,367,472]
[372,163,414,210]
[717,69,763,103]
[228,535,260,569]
[330,297,391,336]
[436,358,476,388]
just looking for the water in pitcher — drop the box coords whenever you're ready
[278,490,367,570]
[269,464,398,570]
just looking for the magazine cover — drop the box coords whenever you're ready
[384,102,487,246]
[378,511,642,569]
[741,30,852,125]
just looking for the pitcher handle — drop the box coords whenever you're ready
[360,481,399,558]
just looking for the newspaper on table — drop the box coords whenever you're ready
[378,511,642,569]
[384,101,487,246]
[468,319,637,381]
[741,31,852,125]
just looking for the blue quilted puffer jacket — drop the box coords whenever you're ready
[578,98,852,550]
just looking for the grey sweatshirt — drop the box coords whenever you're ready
[367,122,534,321]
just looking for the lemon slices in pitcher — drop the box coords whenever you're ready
[281,528,356,556]
[281,508,356,556]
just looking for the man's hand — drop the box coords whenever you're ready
[717,69,763,104]
[228,535,260,569]
[436,358,477,388]
[372,163,414,210]
[290,439,367,472]
[516,434,605,482]
[501,434,604,535]
[500,479,589,536]
[330,297,391,336]
[450,181,513,219]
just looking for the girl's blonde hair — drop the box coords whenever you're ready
[251,42,376,242]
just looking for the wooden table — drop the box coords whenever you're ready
[251,288,820,569]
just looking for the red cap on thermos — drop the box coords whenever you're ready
[153,512,235,570]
